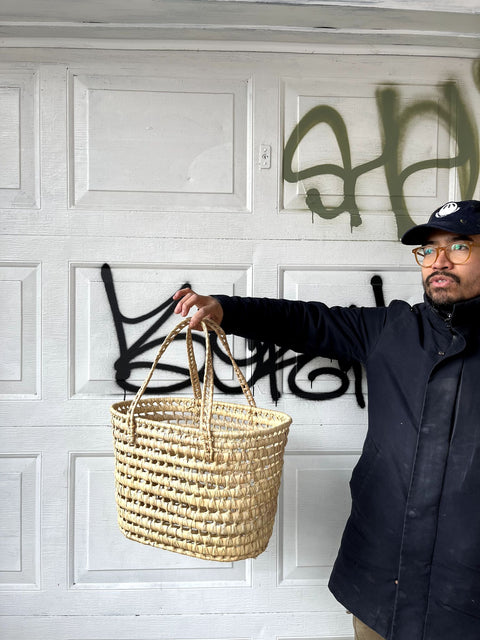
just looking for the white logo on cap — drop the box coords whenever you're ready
[435,202,459,218]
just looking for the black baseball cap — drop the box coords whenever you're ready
[401,200,480,245]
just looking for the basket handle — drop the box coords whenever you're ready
[125,317,256,450]
[202,318,256,408]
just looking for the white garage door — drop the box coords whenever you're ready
[0,47,478,638]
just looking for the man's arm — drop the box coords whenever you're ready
[173,287,388,364]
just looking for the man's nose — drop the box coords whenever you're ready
[431,247,454,269]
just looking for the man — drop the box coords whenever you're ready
[173,200,480,640]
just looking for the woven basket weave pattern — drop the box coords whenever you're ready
[110,318,291,562]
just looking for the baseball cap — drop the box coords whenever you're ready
[401,200,480,245]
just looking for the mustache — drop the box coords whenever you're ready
[425,272,460,285]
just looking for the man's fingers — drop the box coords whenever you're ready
[189,308,211,330]
[172,287,192,300]
[173,290,197,317]
[173,288,223,329]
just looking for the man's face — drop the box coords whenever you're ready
[422,230,480,305]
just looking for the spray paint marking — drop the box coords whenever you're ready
[100,264,390,408]
[283,81,479,238]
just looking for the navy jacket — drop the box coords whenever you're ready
[215,293,480,640]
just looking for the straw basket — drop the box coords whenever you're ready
[110,317,292,562]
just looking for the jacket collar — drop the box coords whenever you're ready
[425,292,480,333]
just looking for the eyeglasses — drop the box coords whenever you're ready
[412,240,480,267]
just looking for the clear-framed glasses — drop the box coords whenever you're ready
[412,240,480,267]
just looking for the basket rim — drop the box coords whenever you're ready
[111,395,292,421]
[111,411,291,442]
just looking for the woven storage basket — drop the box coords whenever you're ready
[110,317,292,562]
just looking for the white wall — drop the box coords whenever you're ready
[0,27,479,640]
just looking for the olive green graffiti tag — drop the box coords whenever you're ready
[283,80,479,239]
[283,104,363,229]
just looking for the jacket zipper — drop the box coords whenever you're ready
[445,312,453,331]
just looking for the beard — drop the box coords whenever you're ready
[423,272,461,309]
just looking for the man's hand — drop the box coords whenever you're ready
[173,288,224,330]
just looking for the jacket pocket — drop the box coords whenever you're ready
[349,435,381,502]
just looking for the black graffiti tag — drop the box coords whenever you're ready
[100,264,387,408]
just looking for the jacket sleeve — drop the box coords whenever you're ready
[214,294,388,364]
